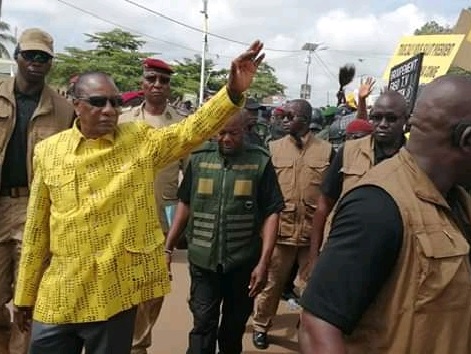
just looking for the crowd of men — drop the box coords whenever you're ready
[1,26,471,354]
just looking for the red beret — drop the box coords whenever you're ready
[121,90,144,104]
[273,107,284,115]
[143,58,174,74]
[346,119,374,134]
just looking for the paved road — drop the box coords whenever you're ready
[149,250,300,354]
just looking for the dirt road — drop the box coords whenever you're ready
[149,250,300,354]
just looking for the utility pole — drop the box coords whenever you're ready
[300,42,319,100]
[0,0,3,19]
[198,0,209,106]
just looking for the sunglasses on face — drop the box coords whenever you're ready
[143,74,171,85]
[76,95,123,108]
[369,113,401,124]
[282,113,308,122]
[20,51,52,64]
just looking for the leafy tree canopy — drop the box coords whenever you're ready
[48,29,152,92]
[0,21,16,59]
[49,28,286,100]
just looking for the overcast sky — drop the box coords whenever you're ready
[3,0,469,106]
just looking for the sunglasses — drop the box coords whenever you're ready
[143,74,171,85]
[282,113,308,122]
[369,113,401,124]
[76,95,123,108]
[20,51,52,64]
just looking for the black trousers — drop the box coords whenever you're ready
[29,307,137,354]
[187,263,255,354]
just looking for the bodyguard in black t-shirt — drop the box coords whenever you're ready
[303,91,408,277]
[299,75,471,354]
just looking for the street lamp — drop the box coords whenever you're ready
[300,42,327,99]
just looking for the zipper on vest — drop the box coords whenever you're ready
[217,166,228,269]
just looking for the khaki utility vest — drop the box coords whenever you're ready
[270,134,332,246]
[343,148,471,354]
[340,135,374,197]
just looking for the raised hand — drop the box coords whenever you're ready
[358,77,376,100]
[227,40,265,97]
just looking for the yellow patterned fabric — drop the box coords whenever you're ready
[14,87,241,324]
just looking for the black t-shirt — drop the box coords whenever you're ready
[321,140,402,202]
[300,186,403,334]
[300,184,471,335]
[178,156,284,219]
[1,90,40,188]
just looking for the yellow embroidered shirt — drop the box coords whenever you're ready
[14,87,241,323]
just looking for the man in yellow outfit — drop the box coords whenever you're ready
[13,41,265,354]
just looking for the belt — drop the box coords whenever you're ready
[0,187,29,198]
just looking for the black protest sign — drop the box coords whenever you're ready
[388,53,424,114]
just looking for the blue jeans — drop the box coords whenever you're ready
[29,307,137,354]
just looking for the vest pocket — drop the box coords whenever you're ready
[278,203,296,238]
[306,160,329,180]
[415,230,471,310]
[191,212,216,248]
[340,166,366,192]
[304,161,328,204]
[340,166,365,176]
[272,158,294,193]
[301,200,316,242]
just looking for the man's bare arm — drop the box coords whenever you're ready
[299,311,347,354]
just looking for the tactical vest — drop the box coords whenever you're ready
[270,134,332,246]
[340,135,374,196]
[187,142,270,272]
[343,149,471,354]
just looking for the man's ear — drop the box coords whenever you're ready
[73,99,81,117]
[459,125,471,152]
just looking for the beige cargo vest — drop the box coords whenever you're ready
[343,148,471,354]
[270,134,332,246]
[340,135,374,196]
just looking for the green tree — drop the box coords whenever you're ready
[48,29,152,92]
[171,55,227,100]
[0,21,16,59]
[171,57,285,101]
[414,20,453,35]
[247,62,285,99]
[414,19,471,76]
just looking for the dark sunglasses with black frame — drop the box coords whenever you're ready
[369,113,404,124]
[20,50,53,64]
[75,95,124,108]
[143,73,171,85]
[282,112,309,122]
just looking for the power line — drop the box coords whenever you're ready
[327,48,391,58]
[56,0,393,61]
[54,0,219,56]
[122,0,302,53]
[313,52,337,81]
